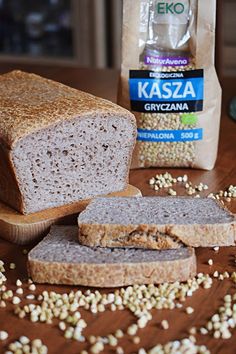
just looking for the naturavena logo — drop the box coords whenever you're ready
[156,1,185,15]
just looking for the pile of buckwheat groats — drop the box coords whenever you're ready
[0,250,236,354]
[149,172,236,202]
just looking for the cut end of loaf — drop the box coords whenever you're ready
[11,114,136,214]
[28,226,197,287]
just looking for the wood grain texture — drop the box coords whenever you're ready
[0,185,141,245]
[0,66,235,354]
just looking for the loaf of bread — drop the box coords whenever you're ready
[0,70,136,214]
[28,226,196,287]
[78,197,236,248]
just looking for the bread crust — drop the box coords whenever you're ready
[28,248,196,287]
[0,143,23,211]
[0,70,136,148]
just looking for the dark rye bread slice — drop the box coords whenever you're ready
[28,226,196,287]
[0,70,136,214]
[78,197,236,249]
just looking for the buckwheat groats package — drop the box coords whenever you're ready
[118,0,222,170]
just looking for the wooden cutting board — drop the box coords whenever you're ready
[0,185,142,245]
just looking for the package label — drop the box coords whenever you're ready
[154,0,190,25]
[129,69,204,113]
[144,55,190,67]
[137,128,203,142]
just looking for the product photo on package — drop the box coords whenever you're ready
[118,0,222,170]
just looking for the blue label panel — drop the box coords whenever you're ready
[129,78,204,102]
[129,69,204,113]
[137,128,203,142]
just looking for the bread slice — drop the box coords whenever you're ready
[0,70,136,214]
[28,226,196,287]
[78,197,236,248]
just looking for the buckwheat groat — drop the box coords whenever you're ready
[0,70,136,214]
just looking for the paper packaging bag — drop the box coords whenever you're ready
[118,0,222,170]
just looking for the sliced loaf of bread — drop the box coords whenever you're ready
[78,197,236,248]
[28,226,196,287]
[0,70,136,214]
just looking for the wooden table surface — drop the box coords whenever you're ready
[0,64,236,354]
